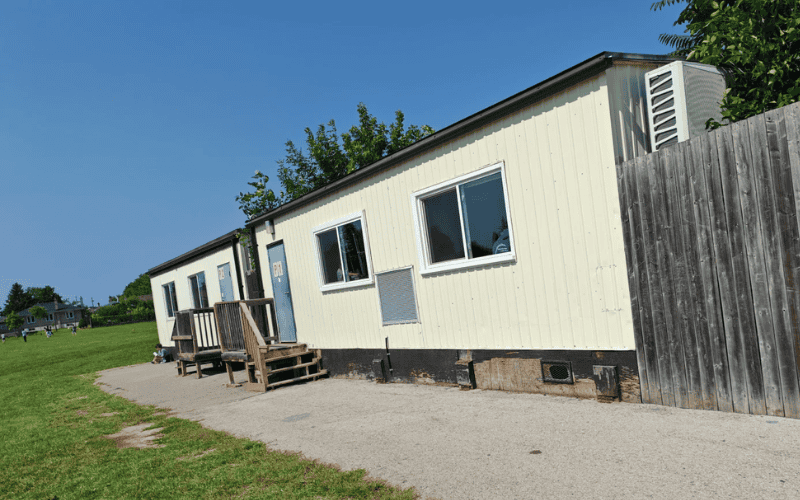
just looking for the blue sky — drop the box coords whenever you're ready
[0,0,686,307]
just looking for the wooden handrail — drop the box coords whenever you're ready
[240,302,266,347]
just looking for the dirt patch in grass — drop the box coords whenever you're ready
[100,412,119,417]
[105,423,165,449]
[75,410,88,416]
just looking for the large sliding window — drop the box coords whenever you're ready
[313,211,374,292]
[162,282,178,318]
[412,162,515,274]
[188,272,209,308]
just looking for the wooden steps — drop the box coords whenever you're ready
[244,343,327,392]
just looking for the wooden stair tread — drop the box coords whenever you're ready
[266,370,328,389]
[260,351,315,364]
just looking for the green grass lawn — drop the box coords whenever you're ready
[0,323,415,500]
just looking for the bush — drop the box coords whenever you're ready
[91,311,155,328]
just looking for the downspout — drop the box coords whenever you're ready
[232,236,245,301]
[249,225,265,299]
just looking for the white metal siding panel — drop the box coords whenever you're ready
[258,72,635,351]
[606,62,660,164]
[149,245,240,345]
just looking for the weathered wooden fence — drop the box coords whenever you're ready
[617,101,800,418]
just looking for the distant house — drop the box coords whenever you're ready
[13,301,84,332]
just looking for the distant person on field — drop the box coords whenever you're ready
[46,327,52,338]
[72,325,77,335]
[22,329,27,342]
[152,343,170,364]
[1,333,5,343]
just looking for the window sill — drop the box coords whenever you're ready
[319,277,374,293]
[420,252,516,276]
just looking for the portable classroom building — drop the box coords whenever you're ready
[148,229,249,347]
[245,52,677,402]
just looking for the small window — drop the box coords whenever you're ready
[412,162,515,274]
[188,272,209,308]
[66,312,74,319]
[313,212,373,291]
[48,314,54,321]
[27,316,35,324]
[162,282,178,318]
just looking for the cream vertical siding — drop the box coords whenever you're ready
[150,244,242,345]
[606,61,660,164]
[255,70,638,351]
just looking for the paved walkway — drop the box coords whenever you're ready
[97,362,800,499]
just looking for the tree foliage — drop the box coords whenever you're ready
[236,103,435,219]
[2,283,63,315]
[28,286,63,305]
[653,0,800,127]
[29,306,48,323]
[235,170,279,219]
[277,103,435,202]
[3,283,28,315]
[5,311,23,331]
[122,273,152,300]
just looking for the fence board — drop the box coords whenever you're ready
[628,156,662,404]
[654,149,691,407]
[617,158,652,403]
[734,116,782,416]
[690,133,733,412]
[664,144,701,408]
[784,104,800,420]
[676,140,716,410]
[639,153,675,406]
[702,129,752,413]
[765,108,800,418]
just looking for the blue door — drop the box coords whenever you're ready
[217,263,234,302]
[267,242,297,342]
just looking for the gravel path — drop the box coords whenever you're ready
[97,362,800,499]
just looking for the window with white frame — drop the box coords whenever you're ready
[412,162,515,274]
[48,313,54,321]
[66,311,74,319]
[27,316,35,324]
[313,212,373,291]
[188,272,209,308]
[162,282,178,318]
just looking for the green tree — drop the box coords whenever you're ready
[236,171,280,219]
[236,103,434,219]
[27,286,63,305]
[29,305,48,324]
[5,311,23,332]
[653,0,800,127]
[122,273,152,299]
[2,282,28,315]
